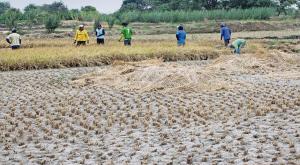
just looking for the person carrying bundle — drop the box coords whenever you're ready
[6,28,21,50]
[119,23,133,46]
[74,25,89,46]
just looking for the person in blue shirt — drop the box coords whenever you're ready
[220,23,232,47]
[95,24,105,45]
[176,25,186,46]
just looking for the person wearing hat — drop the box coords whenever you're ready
[220,23,232,47]
[74,25,89,46]
[176,25,186,46]
[119,22,133,46]
[95,24,105,45]
[229,39,246,55]
[6,28,21,50]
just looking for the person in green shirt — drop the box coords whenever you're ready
[119,23,133,46]
[229,39,246,55]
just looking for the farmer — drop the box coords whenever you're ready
[220,23,232,47]
[119,22,133,46]
[176,25,187,46]
[95,24,105,45]
[6,28,21,50]
[74,25,89,46]
[229,39,246,55]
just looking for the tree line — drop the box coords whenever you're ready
[0,1,299,33]
[120,0,300,14]
[0,1,101,32]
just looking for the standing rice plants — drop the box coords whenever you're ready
[118,8,277,23]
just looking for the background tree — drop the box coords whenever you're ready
[23,4,46,29]
[41,1,69,19]
[45,15,61,33]
[106,16,116,30]
[274,0,298,15]
[68,9,81,20]
[80,6,100,21]
[3,8,22,29]
[0,2,11,15]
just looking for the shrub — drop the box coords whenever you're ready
[93,16,102,31]
[3,8,22,29]
[45,15,61,33]
[106,16,116,30]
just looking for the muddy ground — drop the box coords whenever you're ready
[0,51,299,164]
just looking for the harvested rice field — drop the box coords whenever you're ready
[0,48,299,164]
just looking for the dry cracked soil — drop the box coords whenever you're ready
[0,52,300,164]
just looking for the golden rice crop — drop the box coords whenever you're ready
[0,38,230,71]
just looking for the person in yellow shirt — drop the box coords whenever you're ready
[74,25,89,46]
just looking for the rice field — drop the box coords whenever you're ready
[0,29,299,164]
[0,38,229,71]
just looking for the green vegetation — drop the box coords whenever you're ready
[45,15,61,33]
[120,0,276,11]
[0,0,299,30]
[117,8,277,23]
[0,1,100,31]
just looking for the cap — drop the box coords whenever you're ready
[79,25,84,28]
[12,28,17,33]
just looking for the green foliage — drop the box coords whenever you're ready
[94,16,102,31]
[68,9,81,20]
[0,1,10,15]
[23,8,46,29]
[80,6,100,21]
[120,0,276,11]
[220,0,275,9]
[32,2,69,20]
[3,8,22,29]
[81,6,97,12]
[274,0,299,15]
[106,16,117,29]
[44,15,61,33]
[118,8,277,23]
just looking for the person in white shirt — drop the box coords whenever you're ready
[6,28,21,50]
[95,24,105,45]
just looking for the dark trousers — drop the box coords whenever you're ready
[11,45,20,50]
[97,38,105,45]
[224,39,230,47]
[124,39,131,46]
[77,41,86,46]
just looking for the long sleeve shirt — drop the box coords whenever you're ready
[74,30,89,41]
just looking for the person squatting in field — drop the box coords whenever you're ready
[96,24,105,45]
[220,23,232,47]
[74,25,89,46]
[119,22,133,46]
[176,25,186,46]
[229,39,246,55]
[6,28,21,50]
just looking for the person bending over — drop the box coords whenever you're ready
[229,39,246,55]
